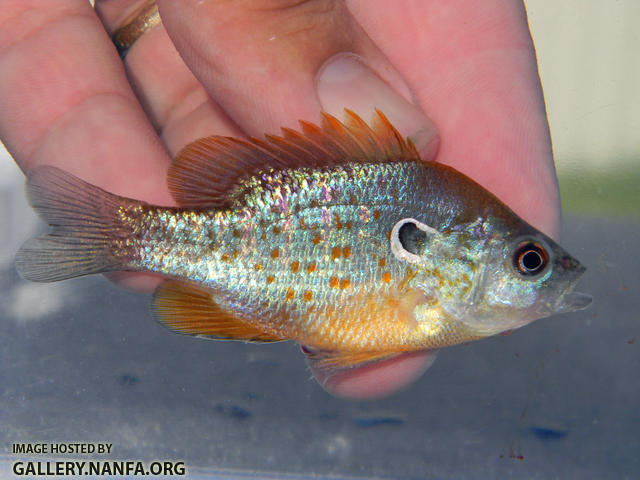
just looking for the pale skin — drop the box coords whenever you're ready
[0,0,559,399]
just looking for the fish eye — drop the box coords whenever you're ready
[513,240,549,277]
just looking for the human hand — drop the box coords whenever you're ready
[0,0,559,399]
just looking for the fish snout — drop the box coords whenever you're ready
[557,254,586,277]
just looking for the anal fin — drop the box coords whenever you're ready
[152,280,282,342]
[303,348,400,376]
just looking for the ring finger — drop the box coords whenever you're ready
[95,0,244,155]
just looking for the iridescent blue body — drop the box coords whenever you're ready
[16,110,591,370]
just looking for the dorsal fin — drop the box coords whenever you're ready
[168,109,421,207]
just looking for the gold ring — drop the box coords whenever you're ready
[111,1,161,58]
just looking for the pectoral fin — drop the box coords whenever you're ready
[152,280,282,342]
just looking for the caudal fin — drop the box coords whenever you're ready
[15,166,134,282]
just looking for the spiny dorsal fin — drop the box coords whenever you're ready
[152,280,283,342]
[168,109,421,207]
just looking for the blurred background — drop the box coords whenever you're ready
[1,1,638,479]
[527,0,640,217]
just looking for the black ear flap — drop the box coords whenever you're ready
[398,221,427,255]
[390,218,438,263]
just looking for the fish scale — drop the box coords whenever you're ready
[15,109,591,374]
[132,162,425,350]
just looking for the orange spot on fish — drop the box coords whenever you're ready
[304,290,313,301]
[255,263,263,271]
[331,247,341,260]
[343,246,352,258]
[273,226,281,235]
[286,288,295,300]
[221,253,230,262]
[232,249,239,259]
[334,213,342,228]
[299,218,306,229]
[307,263,317,273]
[329,276,339,288]
[340,278,351,289]
[272,249,279,259]
[266,275,275,284]
[385,297,399,308]
[382,272,392,283]
[373,210,381,220]
[379,258,386,267]
[313,234,321,245]
[291,261,300,273]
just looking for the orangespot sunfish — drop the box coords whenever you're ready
[16,110,591,374]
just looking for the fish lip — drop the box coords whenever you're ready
[554,289,593,313]
[539,270,591,315]
[549,256,590,313]
[558,292,593,312]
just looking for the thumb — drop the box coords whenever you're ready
[157,0,438,157]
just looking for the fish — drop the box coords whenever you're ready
[15,109,592,375]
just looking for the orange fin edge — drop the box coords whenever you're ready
[303,347,402,376]
[167,109,421,207]
[152,280,283,342]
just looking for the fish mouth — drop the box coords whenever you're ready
[554,290,593,314]
[549,254,591,314]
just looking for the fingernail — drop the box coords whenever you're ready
[316,53,438,158]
